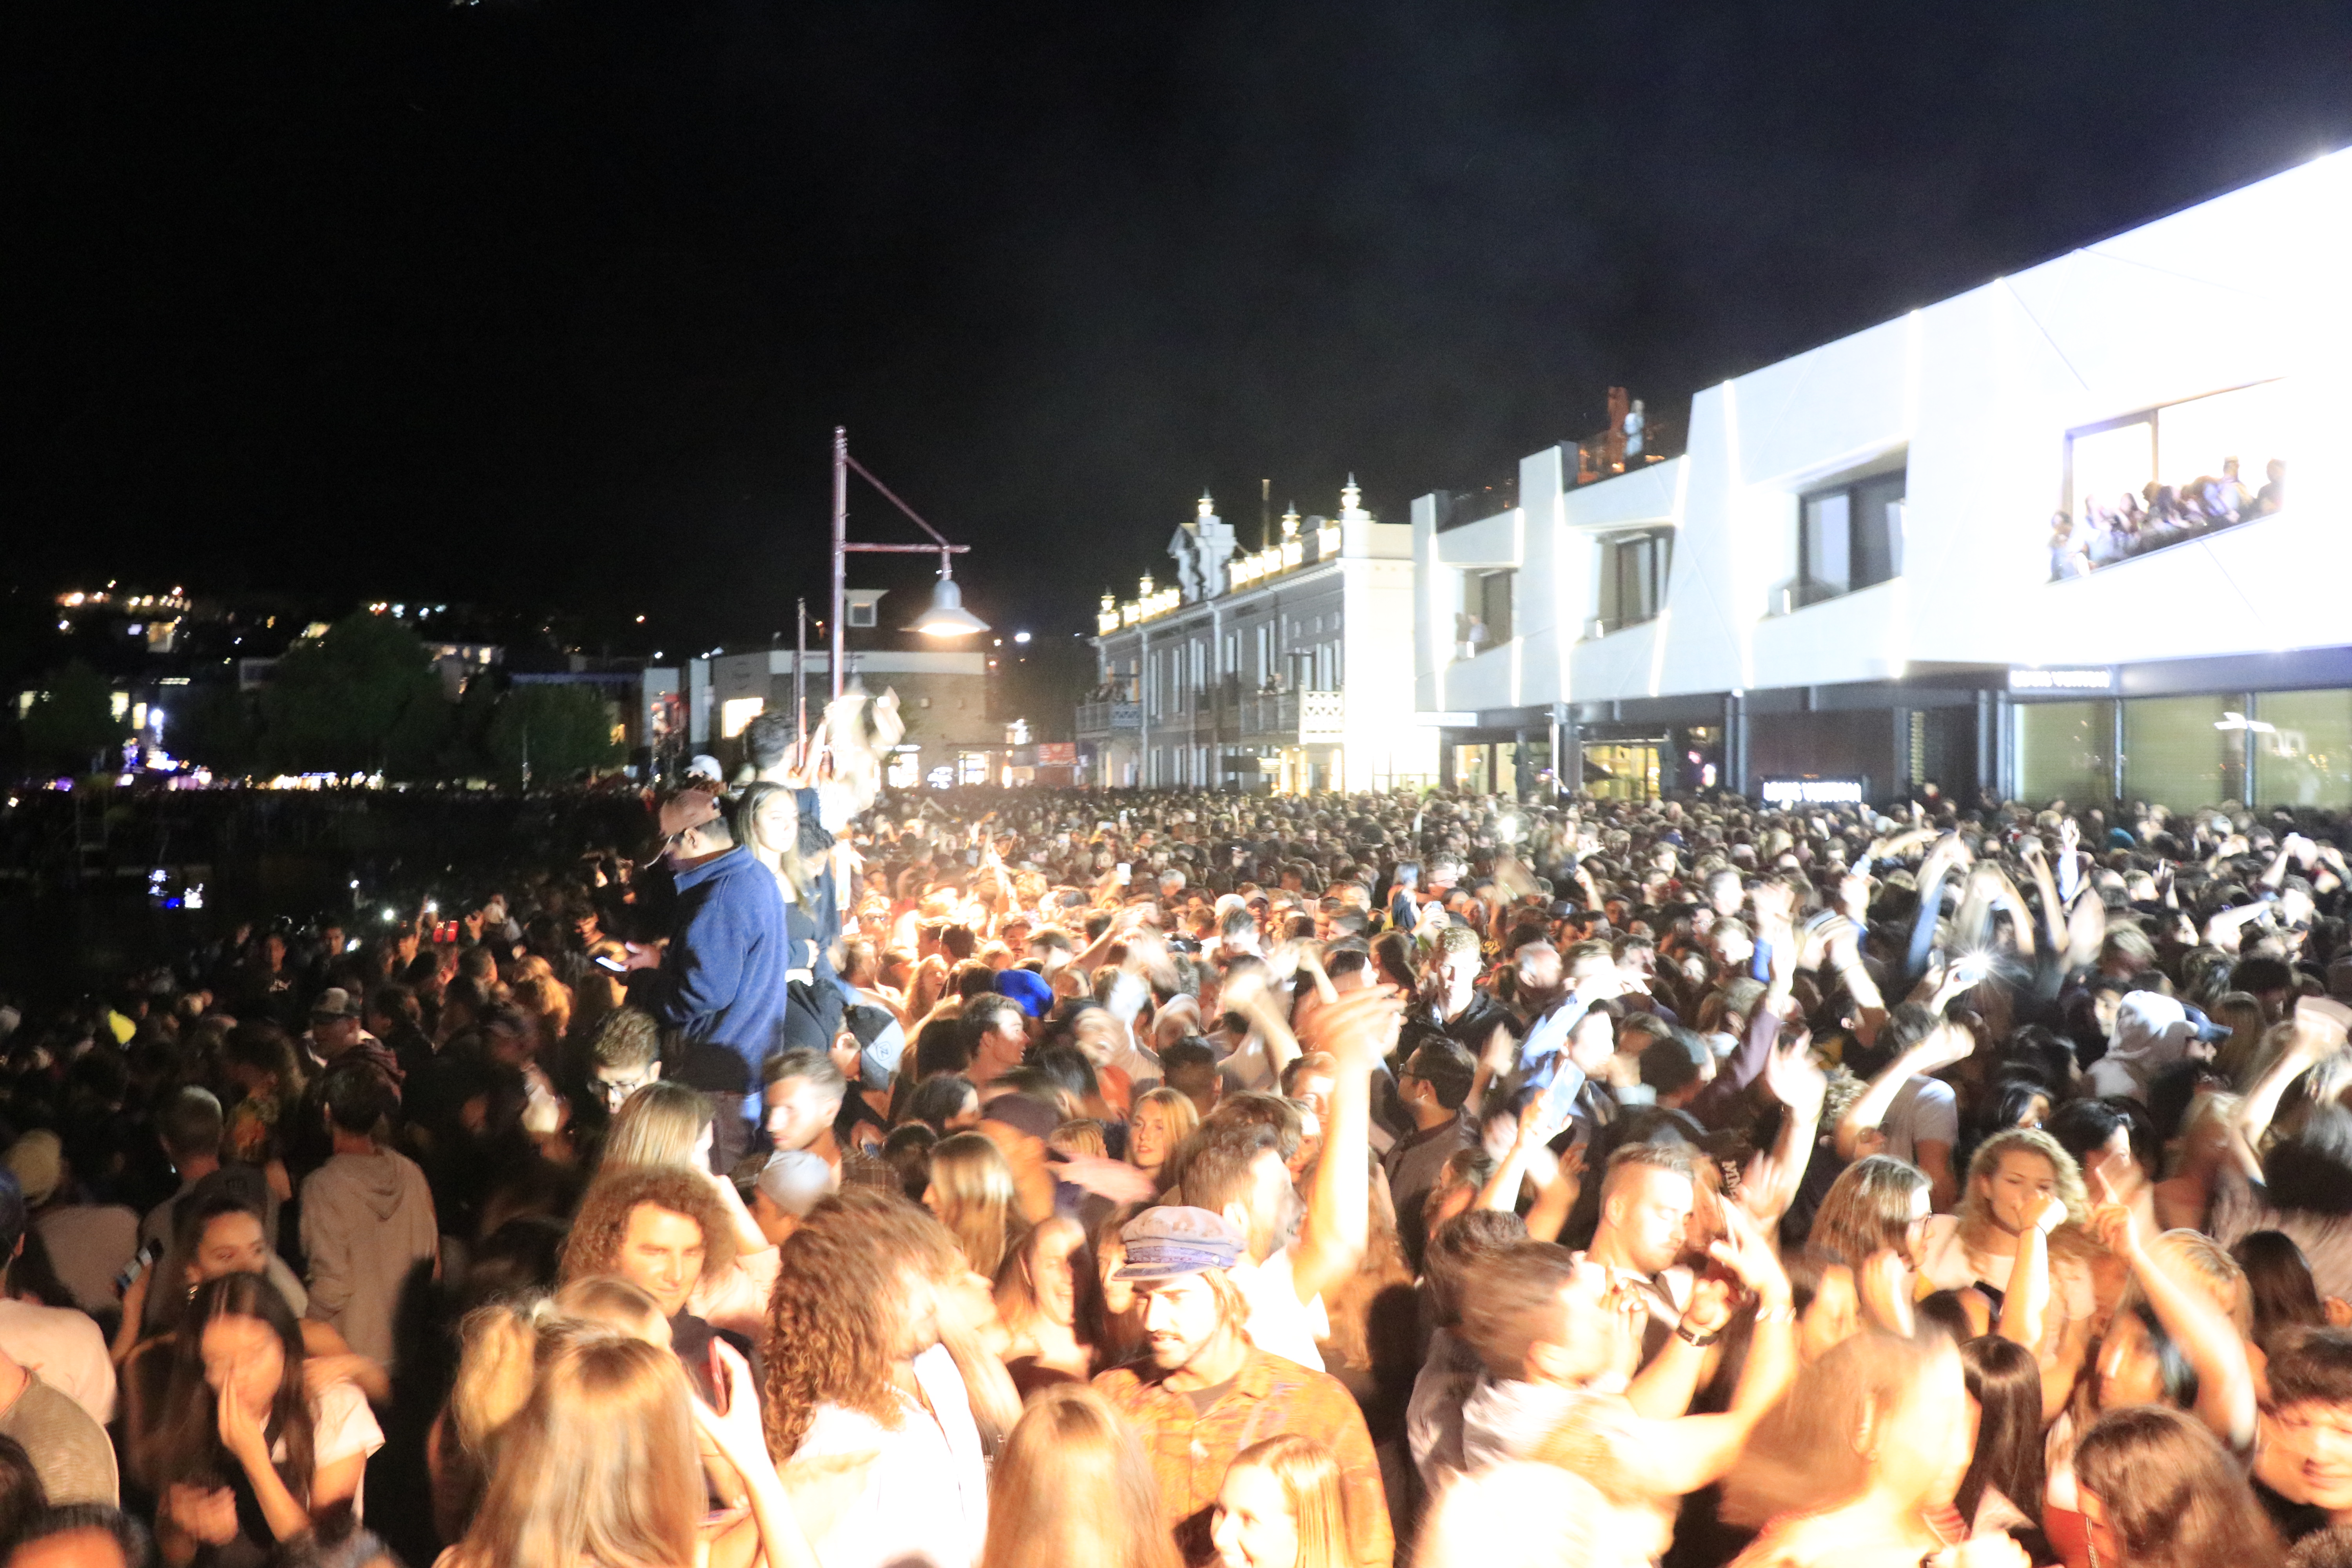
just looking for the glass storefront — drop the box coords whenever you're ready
[1453,744,1491,795]
[2016,687,2351,809]
[1584,741,1661,800]
[2254,690,2352,808]
[2122,693,2240,808]
[2016,700,2114,806]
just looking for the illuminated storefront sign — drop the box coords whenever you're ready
[1760,777,1866,805]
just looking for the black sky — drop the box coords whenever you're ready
[9,1,2351,647]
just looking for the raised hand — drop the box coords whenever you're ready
[1680,1276,1735,1339]
[1910,1020,1979,1075]
[1299,983,1404,1071]
[1514,1087,1571,1151]
[1706,1194,1791,1307]
[1763,1031,1827,1122]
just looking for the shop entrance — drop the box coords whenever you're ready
[1583,739,1663,799]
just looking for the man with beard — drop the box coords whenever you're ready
[1093,1206,1392,1567]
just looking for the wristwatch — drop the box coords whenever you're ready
[1675,1321,1722,1348]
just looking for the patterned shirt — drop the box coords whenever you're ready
[1095,1346,1392,1567]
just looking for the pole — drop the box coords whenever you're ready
[794,596,808,753]
[831,426,848,702]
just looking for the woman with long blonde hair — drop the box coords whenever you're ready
[1918,1127,2102,1369]
[979,1385,1178,1568]
[1127,1086,1199,1187]
[601,1080,716,1171]
[444,1334,816,1568]
[1210,1434,1354,1568]
[924,1131,1024,1278]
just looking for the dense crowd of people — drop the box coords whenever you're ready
[7,693,2352,1566]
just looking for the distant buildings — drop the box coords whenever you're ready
[1081,484,1436,792]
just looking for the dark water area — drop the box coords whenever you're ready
[0,786,653,1005]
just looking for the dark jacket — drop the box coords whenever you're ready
[627,846,788,1095]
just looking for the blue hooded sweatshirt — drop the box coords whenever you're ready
[627,845,787,1096]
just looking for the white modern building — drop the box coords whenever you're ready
[1082,485,1437,791]
[1415,148,2351,809]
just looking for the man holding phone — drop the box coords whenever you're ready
[622,784,788,1171]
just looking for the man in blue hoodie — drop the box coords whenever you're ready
[624,785,788,1168]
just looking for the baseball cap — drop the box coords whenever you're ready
[310,986,361,1020]
[4,1131,63,1208]
[995,969,1054,1020]
[755,1149,835,1218]
[844,1004,906,1087]
[1115,1206,1245,1281]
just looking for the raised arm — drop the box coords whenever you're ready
[1608,1203,1798,1496]
[2091,1192,2258,1451]
[2226,1002,2346,1182]
[1834,1017,1971,1162]
[1290,985,1400,1304]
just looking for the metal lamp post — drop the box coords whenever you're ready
[829,425,988,701]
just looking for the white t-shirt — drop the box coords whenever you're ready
[281,1379,385,1519]
[792,1342,987,1568]
[1233,1246,1331,1371]
[1917,1214,2095,1360]
[0,1298,115,1426]
[1880,1076,1959,1167]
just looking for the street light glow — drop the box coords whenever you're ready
[906,576,989,637]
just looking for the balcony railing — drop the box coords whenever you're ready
[1436,481,1519,532]
[1566,410,1684,486]
[1074,699,1142,735]
[1233,688,1344,742]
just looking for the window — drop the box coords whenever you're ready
[2016,700,2114,806]
[1255,623,1273,686]
[847,601,877,628]
[2123,694,2241,807]
[1477,566,1515,649]
[1599,532,1671,632]
[2059,379,2289,578]
[2252,690,2352,809]
[1795,469,1905,607]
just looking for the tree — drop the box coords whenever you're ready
[20,661,127,773]
[484,683,623,788]
[167,684,260,775]
[258,612,449,778]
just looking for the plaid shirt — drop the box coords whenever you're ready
[1095,1346,1393,1567]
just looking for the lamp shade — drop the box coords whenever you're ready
[906,576,990,637]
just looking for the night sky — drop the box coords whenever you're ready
[10,2,2351,648]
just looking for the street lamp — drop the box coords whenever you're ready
[905,566,990,636]
[829,426,989,699]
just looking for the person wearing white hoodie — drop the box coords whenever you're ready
[2085,991,2224,1105]
[299,1062,437,1376]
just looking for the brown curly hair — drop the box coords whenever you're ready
[759,1187,960,1460]
[560,1163,739,1288]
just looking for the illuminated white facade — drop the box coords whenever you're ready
[1416,149,2352,808]
[1083,486,1437,792]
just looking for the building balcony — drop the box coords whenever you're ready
[1236,688,1345,743]
[1075,698,1142,737]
